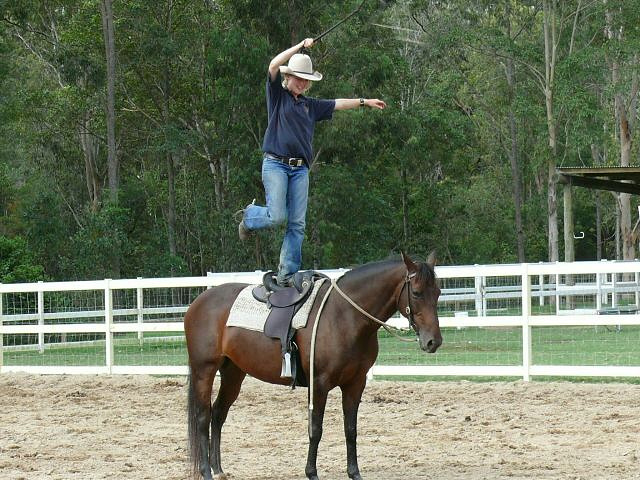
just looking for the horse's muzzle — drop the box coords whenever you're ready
[419,333,442,353]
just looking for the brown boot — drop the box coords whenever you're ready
[234,199,256,241]
[238,219,252,241]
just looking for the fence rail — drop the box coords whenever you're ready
[1,261,640,380]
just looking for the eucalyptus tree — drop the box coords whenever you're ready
[401,0,538,263]
[603,0,640,260]
[2,1,122,211]
[428,0,538,262]
[100,0,117,203]
[401,0,612,264]
[380,3,477,262]
[1,1,132,278]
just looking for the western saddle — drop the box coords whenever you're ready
[251,270,328,387]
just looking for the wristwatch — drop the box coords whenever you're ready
[359,98,365,107]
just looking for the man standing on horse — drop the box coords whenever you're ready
[237,37,386,287]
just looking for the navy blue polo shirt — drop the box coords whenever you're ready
[262,72,335,164]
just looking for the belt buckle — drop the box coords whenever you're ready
[289,158,302,167]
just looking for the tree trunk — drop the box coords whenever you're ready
[615,198,621,260]
[543,0,559,262]
[401,164,409,247]
[166,148,177,258]
[563,185,574,262]
[606,4,635,261]
[100,0,120,277]
[79,111,101,212]
[563,184,575,308]
[596,191,602,260]
[616,70,633,260]
[162,0,177,261]
[591,144,603,260]
[503,9,525,262]
[100,0,118,203]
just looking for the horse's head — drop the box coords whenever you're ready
[399,251,442,353]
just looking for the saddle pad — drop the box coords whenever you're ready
[226,278,327,332]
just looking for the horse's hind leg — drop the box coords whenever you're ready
[210,360,246,478]
[188,363,219,480]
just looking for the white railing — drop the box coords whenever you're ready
[1,261,640,379]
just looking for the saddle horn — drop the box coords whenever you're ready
[262,271,286,292]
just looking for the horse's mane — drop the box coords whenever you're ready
[342,258,397,280]
[342,255,436,284]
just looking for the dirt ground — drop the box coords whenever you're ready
[1,374,639,480]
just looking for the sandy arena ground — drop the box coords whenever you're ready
[1,374,639,480]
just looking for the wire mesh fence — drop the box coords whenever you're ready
[2,262,640,379]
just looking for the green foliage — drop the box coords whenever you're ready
[0,235,45,283]
[0,0,638,282]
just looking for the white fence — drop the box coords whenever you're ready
[1,260,640,380]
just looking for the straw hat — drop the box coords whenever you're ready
[279,53,323,81]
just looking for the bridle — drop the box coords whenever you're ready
[329,271,420,342]
[399,271,418,333]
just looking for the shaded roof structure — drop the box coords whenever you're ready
[557,166,640,196]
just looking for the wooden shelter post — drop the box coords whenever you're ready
[563,184,575,263]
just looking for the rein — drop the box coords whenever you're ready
[332,274,418,342]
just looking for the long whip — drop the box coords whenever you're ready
[313,0,367,44]
[300,0,367,54]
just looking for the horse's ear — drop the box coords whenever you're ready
[401,251,418,274]
[426,250,437,268]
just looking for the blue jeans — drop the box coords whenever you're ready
[243,156,309,284]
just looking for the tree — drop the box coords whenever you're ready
[604,0,639,260]
[100,0,118,202]
[0,235,45,283]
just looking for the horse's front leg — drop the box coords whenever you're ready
[341,377,367,480]
[305,385,328,480]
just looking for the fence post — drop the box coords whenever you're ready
[474,273,484,316]
[521,265,531,381]
[105,279,114,374]
[481,275,487,316]
[0,286,3,371]
[538,272,545,307]
[554,272,560,315]
[38,281,45,354]
[137,278,144,346]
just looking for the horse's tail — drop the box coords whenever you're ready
[187,367,200,479]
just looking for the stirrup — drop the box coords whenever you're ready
[280,352,292,378]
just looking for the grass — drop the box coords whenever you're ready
[3,333,187,367]
[3,326,640,381]
[376,325,640,368]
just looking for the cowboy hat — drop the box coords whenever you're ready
[279,53,323,81]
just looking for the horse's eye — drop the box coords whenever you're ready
[411,289,423,299]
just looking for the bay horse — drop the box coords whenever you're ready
[185,252,442,480]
